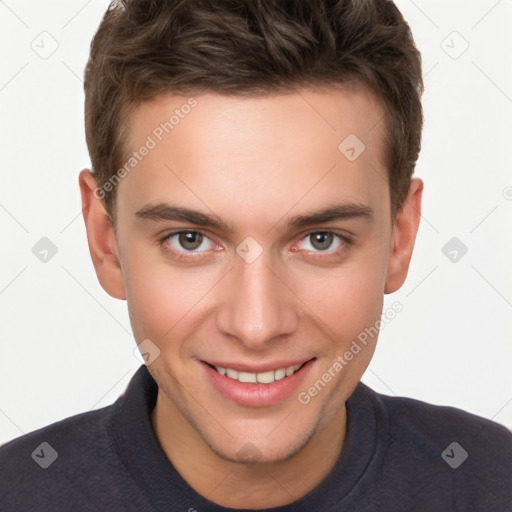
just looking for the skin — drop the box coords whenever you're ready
[79,87,423,508]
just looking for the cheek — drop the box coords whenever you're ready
[122,249,216,341]
[293,251,386,340]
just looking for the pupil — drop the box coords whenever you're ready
[312,232,332,250]
[180,232,202,250]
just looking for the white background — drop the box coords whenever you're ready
[1,0,511,446]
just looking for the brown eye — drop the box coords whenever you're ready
[159,229,219,262]
[309,232,334,251]
[178,231,204,250]
[161,230,215,254]
[295,231,348,258]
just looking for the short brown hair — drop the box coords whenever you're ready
[84,0,423,223]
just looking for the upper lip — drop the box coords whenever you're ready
[201,358,314,373]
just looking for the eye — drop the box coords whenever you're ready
[158,229,351,262]
[296,231,348,255]
[161,230,216,254]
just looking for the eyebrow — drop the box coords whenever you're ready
[135,201,373,232]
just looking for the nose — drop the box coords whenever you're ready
[215,247,300,350]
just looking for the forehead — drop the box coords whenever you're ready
[117,87,389,229]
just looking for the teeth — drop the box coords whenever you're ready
[274,368,286,381]
[238,371,257,383]
[287,364,300,376]
[214,363,303,384]
[226,368,238,379]
[256,371,275,384]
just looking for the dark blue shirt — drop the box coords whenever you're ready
[1,365,511,511]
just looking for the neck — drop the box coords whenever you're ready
[151,392,347,509]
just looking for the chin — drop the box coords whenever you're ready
[205,425,317,466]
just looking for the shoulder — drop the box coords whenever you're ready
[0,405,123,510]
[360,385,512,508]
[0,404,113,460]
[379,390,512,455]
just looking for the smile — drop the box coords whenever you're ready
[208,363,305,384]
[200,358,316,407]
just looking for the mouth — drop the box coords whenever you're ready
[199,358,316,407]
[204,361,309,384]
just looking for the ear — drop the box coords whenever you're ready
[78,169,126,300]
[384,178,423,294]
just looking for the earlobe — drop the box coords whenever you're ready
[78,169,126,300]
[384,178,423,294]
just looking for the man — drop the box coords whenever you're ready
[1,0,511,510]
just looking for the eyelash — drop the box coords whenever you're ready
[157,229,352,262]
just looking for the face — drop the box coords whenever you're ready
[80,87,422,464]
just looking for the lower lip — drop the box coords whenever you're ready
[200,359,315,407]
